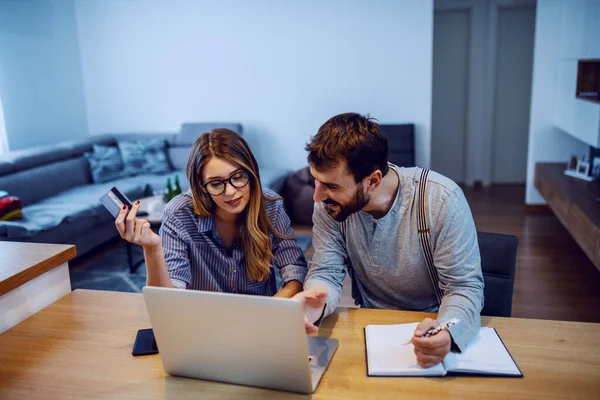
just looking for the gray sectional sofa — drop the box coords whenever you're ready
[0,123,290,260]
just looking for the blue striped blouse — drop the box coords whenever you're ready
[159,189,307,296]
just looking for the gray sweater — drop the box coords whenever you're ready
[304,164,484,351]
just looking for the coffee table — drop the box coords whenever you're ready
[127,195,166,273]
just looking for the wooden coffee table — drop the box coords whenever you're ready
[127,195,166,273]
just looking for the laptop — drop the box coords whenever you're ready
[142,286,338,394]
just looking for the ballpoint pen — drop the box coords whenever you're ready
[401,318,460,345]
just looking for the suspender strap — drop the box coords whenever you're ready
[417,168,444,304]
[338,167,443,306]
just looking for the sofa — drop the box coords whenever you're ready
[0,123,290,260]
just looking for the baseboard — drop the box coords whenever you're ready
[524,204,553,214]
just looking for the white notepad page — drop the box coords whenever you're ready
[365,322,446,376]
[365,324,521,377]
[442,327,521,375]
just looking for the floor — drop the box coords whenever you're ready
[294,185,600,323]
[464,185,600,323]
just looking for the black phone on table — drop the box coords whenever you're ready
[132,328,159,356]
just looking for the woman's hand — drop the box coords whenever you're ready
[273,280,303,298]
[115,200,161,249]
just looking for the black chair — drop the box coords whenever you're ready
[380,124,415,167]
[477,231,519,317]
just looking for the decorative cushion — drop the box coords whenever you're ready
[0,196,22,221]
[118,139,172,176]
[282,167,315,225]
[84,145,130,183]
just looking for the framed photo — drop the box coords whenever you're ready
[592,156,600,181]
[565,155,596,181]
[576,159,590,176]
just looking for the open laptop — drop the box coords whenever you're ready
[142,286,338,394]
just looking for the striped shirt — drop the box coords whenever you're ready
[159,189,307,295]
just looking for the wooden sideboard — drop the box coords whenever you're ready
[534,162,600,271]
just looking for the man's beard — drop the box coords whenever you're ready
[323,183,369,222]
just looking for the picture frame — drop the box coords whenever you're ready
[592,156,600,181]
[564,157,594,181]
[577,159,590,176]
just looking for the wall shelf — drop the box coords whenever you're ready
[576,59,600,104]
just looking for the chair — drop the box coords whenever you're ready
[477,231,519,317]
[380,124,415,167]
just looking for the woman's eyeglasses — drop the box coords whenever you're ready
[203,171,250,196]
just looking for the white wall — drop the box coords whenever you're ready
[0,0,88,151]
[0,92,8,155]
[525,0,590,204]
[74,0,433,170]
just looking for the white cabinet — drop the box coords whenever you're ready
[559,0,586,60]
[583,0,600,58]
[554,1,600,147]
[554,60,600,147]
[559,0,600,60]
[555,61,578,133]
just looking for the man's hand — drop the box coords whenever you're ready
[411,318,451,368]
[292,288,328,334]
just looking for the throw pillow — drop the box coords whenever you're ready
[118,139,172,176]
[0,196,23,221]
[84,145,130,183]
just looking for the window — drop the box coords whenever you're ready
[0,93,8,155]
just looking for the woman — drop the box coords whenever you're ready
[115,128,307,298]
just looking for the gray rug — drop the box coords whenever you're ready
[69,235,312,293]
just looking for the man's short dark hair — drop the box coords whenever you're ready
[306,112,389,182]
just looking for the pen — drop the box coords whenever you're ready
[402,318,460,345]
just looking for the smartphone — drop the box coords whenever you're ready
[132,328,159,356]
[100,186,133,218]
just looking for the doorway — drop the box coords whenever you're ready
[431,9,471,184]
[491,6,536,184]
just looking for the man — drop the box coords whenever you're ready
[293,113,484,368]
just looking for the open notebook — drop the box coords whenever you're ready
[364,322,522,377]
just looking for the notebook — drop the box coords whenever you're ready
[364,322,523,377]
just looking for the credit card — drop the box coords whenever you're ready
[100,186,133,218]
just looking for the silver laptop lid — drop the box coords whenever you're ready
[142,286,314,393]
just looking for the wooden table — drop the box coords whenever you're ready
[0,242,76,333]
[0,289,599,399]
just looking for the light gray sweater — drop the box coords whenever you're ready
[304,164,484,351]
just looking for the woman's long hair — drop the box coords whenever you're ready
[186,128,291,282]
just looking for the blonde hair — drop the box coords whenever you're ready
[186,128,291,281]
